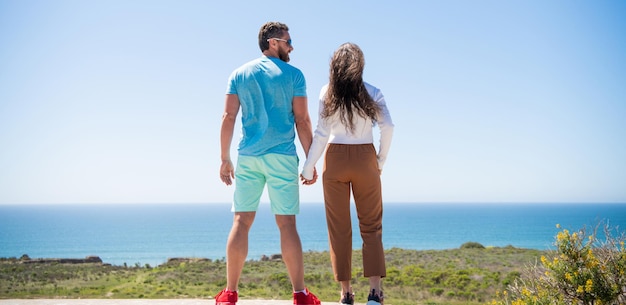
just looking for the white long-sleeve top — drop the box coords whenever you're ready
[301,82,394,180]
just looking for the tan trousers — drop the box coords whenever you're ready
[322,143,386,281]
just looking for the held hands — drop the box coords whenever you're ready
[300,167,318,185]
[220,160,235,186]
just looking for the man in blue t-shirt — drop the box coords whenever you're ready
[215,21,320,305]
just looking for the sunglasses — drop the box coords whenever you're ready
[268,37,292,46]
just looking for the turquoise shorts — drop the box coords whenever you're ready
[233,154,300,215]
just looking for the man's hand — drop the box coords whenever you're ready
[300,167,318,185]
[220,160,235,185]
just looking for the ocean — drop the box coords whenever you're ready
[1,203,624,266]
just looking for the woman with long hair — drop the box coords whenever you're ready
[301,42,394,305]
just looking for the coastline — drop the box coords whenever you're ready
[4,203,625,267]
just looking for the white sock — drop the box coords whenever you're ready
[294,289,307,295]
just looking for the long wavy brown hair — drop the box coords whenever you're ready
[322,43,381,133]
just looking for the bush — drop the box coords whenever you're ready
[461,242,486,249]
[489,222,626,305]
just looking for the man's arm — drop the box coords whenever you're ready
[293,96,313,155]
[293,96,317,184]
[220,94,240,186]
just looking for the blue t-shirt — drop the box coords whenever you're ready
[226,56,307,156]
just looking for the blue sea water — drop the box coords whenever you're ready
[0,203,625,266]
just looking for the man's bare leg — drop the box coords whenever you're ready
[275,214,305,291]
[226,212,256,291]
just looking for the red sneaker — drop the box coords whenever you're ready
[215,288,238,305]
[293,288,321,305]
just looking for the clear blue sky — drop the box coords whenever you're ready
[1,0,625,204]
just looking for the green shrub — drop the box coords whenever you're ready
[461,242,486,249]
[430,287,445,296]
[489,222,626,305]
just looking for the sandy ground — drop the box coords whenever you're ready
[0,300,294,305]
[0,300,361,305]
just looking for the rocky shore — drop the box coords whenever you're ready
[18,255,103,265]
